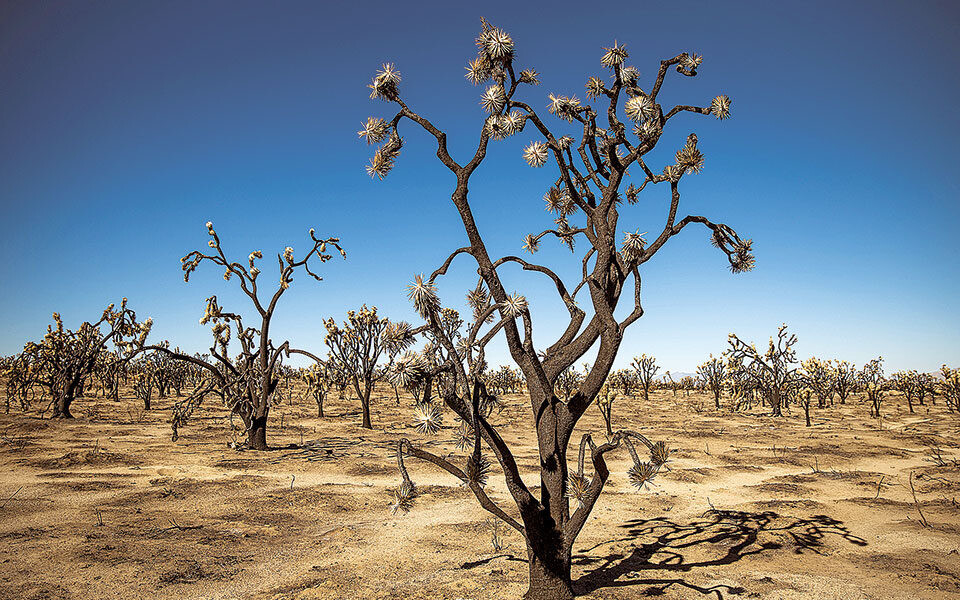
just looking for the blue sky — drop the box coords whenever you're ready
[1,0,957,373]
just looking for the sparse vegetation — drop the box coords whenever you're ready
[0,11,954,600]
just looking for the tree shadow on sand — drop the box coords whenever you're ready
[572,508,866,598]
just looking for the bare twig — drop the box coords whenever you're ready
[0,486,23,509]
[909,471,930,528]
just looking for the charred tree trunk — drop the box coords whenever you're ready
[52,378,81,419]
[52,393,75,419]
[524,543,574,600]
[247,414,269,450]
[421,374,433,405]
[770,391,782,417]
[361,384,372,429]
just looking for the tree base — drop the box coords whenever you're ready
[523,576,574,600]
[524,550,574,600]
[247,416,269,450]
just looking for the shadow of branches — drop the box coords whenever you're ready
[573,509,866,598]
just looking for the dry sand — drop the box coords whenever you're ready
[1,387,958,599]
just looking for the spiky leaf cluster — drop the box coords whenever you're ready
[546,93,582,123]
[500,293,528,318]
[624,94,656,122]
[366,131,403,180]
[368,63,401,101]
[600,41,628,68]
[567,472,591,505]
[390,480,417,514]
[627,461,659,490]
[675,134,704,174]
[464,452,492,486]
[621,230,647,263]
[711,94,731,120]
[523,141,549,168]
[414,403,443,434]
[407,274,440,319]
[486,110,526,140]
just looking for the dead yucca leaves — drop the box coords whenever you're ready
[650,441,670,466]
[567,472,591,506]
[622,433,670,491]
[390,480,417,515]
[628,461,659,491]
[464,453,492,487]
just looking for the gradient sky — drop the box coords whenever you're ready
[1,0,957,374]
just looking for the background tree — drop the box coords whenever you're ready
[594,381,618,438]
[723,354,755,411]
[631,354,659,403]
[726,324,798,417]
[939,365,960,414]
[801,357,835,408]
[890,370,918,414]
[130,355,156,410]
[485,364,526,396]
[798,387,813,427]
[663,371,679,397]
[832,360,857,404]
[3,352,40,413]
[20,300,152,418]
[303,361,338,417]
[362,20,751,599]
[860,357,885,419]
[696,354,725,409]
[608,368,637,398]
[143,222,344,449]
[553,365,584,403]
[679,374,695,396]
[914,371,934,407]
[323,306,412,429]
[91,350,123,401]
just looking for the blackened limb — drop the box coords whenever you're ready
[398,439,524,534]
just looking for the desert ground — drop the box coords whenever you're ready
[1,387,959,600]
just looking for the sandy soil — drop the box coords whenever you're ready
[1,386,959,600]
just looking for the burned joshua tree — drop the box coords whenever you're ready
[832,360,857,404]
[361,20,751,599]
[726,324,799,417]
[860,357,885,419]
[143,222,344,449]
[323,305,413,429]
[696,354,726,409]
[940,365,960,414]
[18,300,152,418]
[801,357,836,409]
[630,353,659,403]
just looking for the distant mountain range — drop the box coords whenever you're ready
[658,371,695,381]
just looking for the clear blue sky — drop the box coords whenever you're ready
[1,0,957,373]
